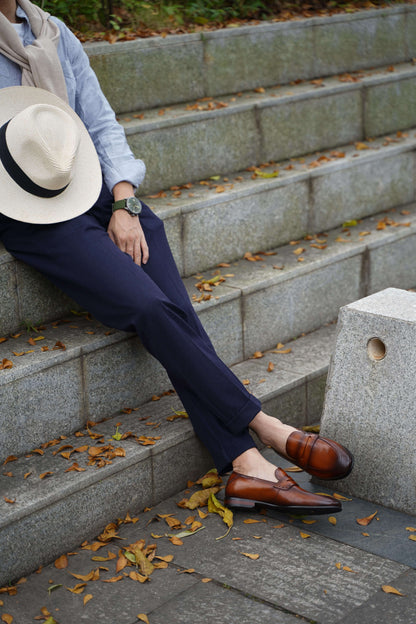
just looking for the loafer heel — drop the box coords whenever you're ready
[224,496,256,509]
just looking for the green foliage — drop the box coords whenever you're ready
[33,0,399,31]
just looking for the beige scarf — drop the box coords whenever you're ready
[0,0,68,102]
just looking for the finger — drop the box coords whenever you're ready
[141,235,149,265]
[133,238,142,266]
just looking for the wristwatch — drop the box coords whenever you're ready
[112,196,142,216]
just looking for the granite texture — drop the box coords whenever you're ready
[182,179,309,276]
[0,358,84,462]
[314,12,407,75]
[242,254,363,356]
[368,232,416,294]
[131,108,260,195]
[365,75,416,137]
[320,288,416,514]
[310,151,415,232]
[258,90,362,163]
[0,260,19,337]
[203,21,315,95]
[87,34,204,114]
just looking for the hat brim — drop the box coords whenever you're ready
[0,86,102,224]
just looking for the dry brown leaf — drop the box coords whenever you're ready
[70,569,99,582]
[3,497,15,504]
[0,358,13,370]
[293,247,305,255]
[356,511,378,526]
[155,555,174,563]
[267,361,274,372]
[116,553,129,573]
[84,594,93,606]
[406,527,416,532]
[137,615,149,624]
[1,615,13,624]
[409,535,416,541]
[129,571,149,583]
[169,536,183,546]
[328,516,337,526]
[91,551,117,562]
[178,568,195,574]
[201,578,212,583]
[333,493,352,501]
[66,582,86,594]
[251,350,264,359]
[3,456,17,466]
[39,472,53,479]
[241,552,260,560]
[300,532,310,539]
[361,532,370,537]
[102,575,124,583]
[381,585,405,596]
[355,142,370,150]
[243,519,263,524]
[54,554,68,569]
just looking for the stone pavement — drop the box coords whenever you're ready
[1,450,415,624]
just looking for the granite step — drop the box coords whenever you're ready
[2,126,416,338]
[0,322,337,586]
[85,5,416,115]
[1,204,416,461]
[118,61,416,194]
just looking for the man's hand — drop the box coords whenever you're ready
[109,181,149,266]
[107,209,149,266]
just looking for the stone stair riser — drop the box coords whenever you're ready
[126,68,416,194]
[86,6,416,114]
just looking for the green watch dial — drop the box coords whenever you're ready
[112,197,142,216]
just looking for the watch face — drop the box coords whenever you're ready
[126,197,142,215]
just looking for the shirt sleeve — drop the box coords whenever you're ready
[53,18,146,194]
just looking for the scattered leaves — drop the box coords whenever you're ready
[208,493,233,539]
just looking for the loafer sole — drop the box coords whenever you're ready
[224,496,342,515]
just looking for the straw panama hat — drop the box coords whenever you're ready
[0,85,102,224]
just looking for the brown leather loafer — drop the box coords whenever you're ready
[224,467,342,515]
[283,430,353,480]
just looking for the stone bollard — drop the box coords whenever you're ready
[320,287,416,515]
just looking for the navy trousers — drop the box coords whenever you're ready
[0,185,260,473]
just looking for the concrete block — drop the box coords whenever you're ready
[320,288,416,514]
[369,232,416,294]
[203,22,315,96]
[306,374,328,424]
[159,212,184,276]
[242,254,363,356]
[406,9,416,58]
[129,108,260,195]
[314,12,407,75]
[365,76,416,137]
[311,151,415,232]
[0,358,84,462]
[259,90,362,163]
[182,179,309,275]
[86,35,204,114]
[83,336,171,420]
[152,435,212,504]
[0,260,19,336]
[193,294,244,366]
[16,260,77,327]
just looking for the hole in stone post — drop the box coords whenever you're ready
[367,338,386,361]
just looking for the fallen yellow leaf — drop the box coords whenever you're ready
[300,532,310,539]
[328,516,337,525]
[84,594,93,606]
[137,615,149,624]
[241,552,260,560]
[381,585,405,596]
[356,511,378,526]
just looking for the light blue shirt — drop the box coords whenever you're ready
[0,5,146,193]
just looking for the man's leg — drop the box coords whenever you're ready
[0,204,259,473]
